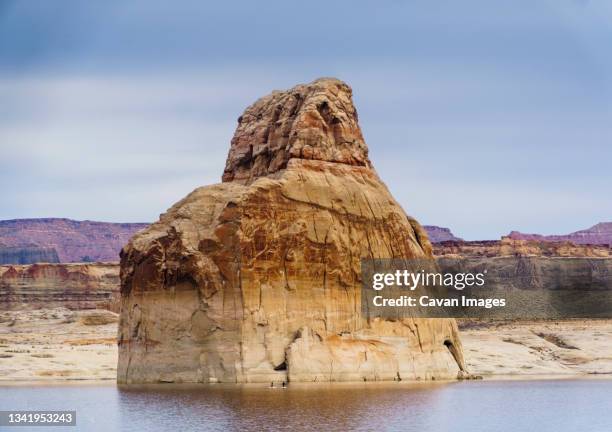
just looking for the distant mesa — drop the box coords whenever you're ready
[423,225,463,243]
[433,237,610,258]
[0,243,60,265]
[433,222,611,258]
[0,218,149,263]
[2,218,608,265]
[507,222,612,247]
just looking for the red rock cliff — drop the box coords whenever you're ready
[0,219,148,263]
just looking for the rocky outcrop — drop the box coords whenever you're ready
[434,237,610,258]
[222,78,370,183]
[0,263,120,312]
[434,239,612,320]
[508,222,612,247]
[118,78,465,384]
[0,244,60,264]
[0,219,149,263]
[423,225,463,243]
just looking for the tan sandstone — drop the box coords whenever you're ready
[0,263,120,312]
[117,78,466,384]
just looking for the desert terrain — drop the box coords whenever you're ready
[0,308,117,381]
[1,308,611,381]
[461,320,612,377]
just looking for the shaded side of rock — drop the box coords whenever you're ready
[0,245,60,265]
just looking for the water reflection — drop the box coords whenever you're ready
[1,380,611,431]
[117,382,447,431]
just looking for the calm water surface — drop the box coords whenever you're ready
[0,379,610,431]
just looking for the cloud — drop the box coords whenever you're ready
[1,1,611,238]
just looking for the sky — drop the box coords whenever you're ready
[1,0,611,240]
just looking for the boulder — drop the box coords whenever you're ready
[117,78,466,383]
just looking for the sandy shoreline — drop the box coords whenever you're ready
[1,309,611,383]
[460,319,612,377]
[2,375,611,388]
[0,308,118,382]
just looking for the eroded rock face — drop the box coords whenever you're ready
[118,78,465,384]
[222,78,370,183]
[434,237,611,258]
[0,263,120,312]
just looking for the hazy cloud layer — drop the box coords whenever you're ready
[1,1,611,239]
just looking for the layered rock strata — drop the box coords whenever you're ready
[0,263,120,312]
[0,218,149,263]
[118,78,466,384]
[434,237,610,258]
[508,222,612,247]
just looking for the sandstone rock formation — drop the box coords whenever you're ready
[0,263,120,312]
[508,222,612,247]
[434,237,610,258]
[423,225,463,243]
[118,78,466,384]
[0,218,149,263]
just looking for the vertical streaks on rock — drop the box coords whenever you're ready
[118,78,465,384]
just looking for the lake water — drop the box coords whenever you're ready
[0,379,611,431]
